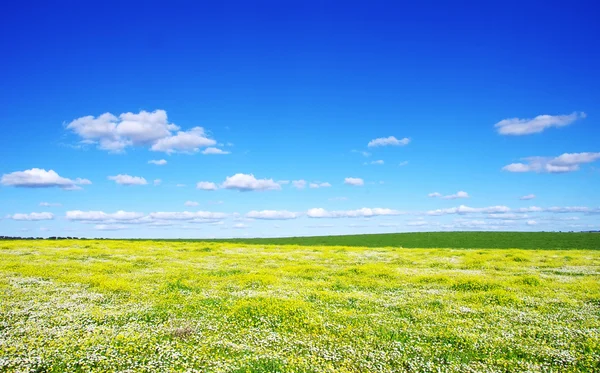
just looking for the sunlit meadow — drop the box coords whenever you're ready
[1,239,599,372]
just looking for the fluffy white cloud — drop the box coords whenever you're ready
[520,194,536,200]
[1,168,91,190]
[184,201,199,207]
[151,127,216,154]
[246,210,299,220]
[292,180,307,189]
[39,202,62,207]
[148,159,167,166]
[66,110,219,154]
[154,179,162,186]
[66,210,145,222]
[222,173,281,191]
[526,220,537,226]
[427,205,511,216]
[494,112,586,135]
[201,147,230,155]
[9,212,54,221]
[344,177,364,186]
[428,191,469,199]
[368,136,410,147]
[108,174,147,186]
[503,152,600,173]
[196,181,218,190]
[309,182,331,188]
[307,207,402,218]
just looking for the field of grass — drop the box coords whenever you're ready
[200,231,600,250]
[1,239,599,372]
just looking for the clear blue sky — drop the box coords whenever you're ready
[1,0,599,238]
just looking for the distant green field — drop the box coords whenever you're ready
[197,231,600,250]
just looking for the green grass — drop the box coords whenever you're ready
[192,231,600,250]
[1,240,599,372]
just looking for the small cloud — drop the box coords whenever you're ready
[1,168,91,190]
[39,202,62,207]
[277,180,290,185]
[428,191,469,199]
[196,181,218,191]
[370,160,384,165]
[95,224,128,231]
[526,220,537,226]
[184,201,199,207]
[309,182,332,188]
[108,174,147,186]
[233,223,249,229]
[292,180,307,189]
[398,161,409,167]
[153,179,162,186]
[9,212,54,221]
[344,177,364,186]
[329,196,348,201]
[201,147,230,155]
[495,112,586,135]
[519,194,536,200]
[176,184,186,187]
[148,159,167,166]
[503,152,600,173]
[352,150,371,157]
[307,207,402,218]
[222,173,281,192]
[368,136,410,148]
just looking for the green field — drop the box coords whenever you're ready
[201,231,600,250]
[1,238,599,372]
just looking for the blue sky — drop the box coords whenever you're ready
[1,1,599,238]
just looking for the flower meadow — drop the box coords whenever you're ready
[0,240,599,372]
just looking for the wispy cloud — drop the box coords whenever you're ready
[108,174,147,185]
[367,136,410,147]
[148,159,167,165]
[503,152,600,173]
[344,177,364,186]
[495,112,586,135]
[428,191,469,199]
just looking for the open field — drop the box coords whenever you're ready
[197,232,600,250]
[1,239,599,372]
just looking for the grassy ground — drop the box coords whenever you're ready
[1,240,599,372]
[191,232,600,250]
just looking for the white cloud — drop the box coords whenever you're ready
[292,180,307,189]
[154,179,162,186]
[398,161,409,166]
[151,127,216,154]
[222,173,281,191]
[66,110,219,154]
[9,212,54,221]
[196,181,218,191]
[246,210,299,220]
[503,152,600,173]
[277,180,290,185]
[1,168,91,190]
[95,224,128,231]
[520,194,536,200]
[233,223,249,229]
[201,147,230,155]
[427,205,511,216]
[184,201,199,207]
[428,191,469,199]
[39,202,62,207]
[307,207,402,218]
[526,220,537,226]
[344,177,364,186]
[66,210,145,222]
[148,159,167,166]
[368,136,410,147]
[309,182,332,188]
[369,160,384,165]
[494,112,586,135]
[108,174,147,186]
[442,191,469,200]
